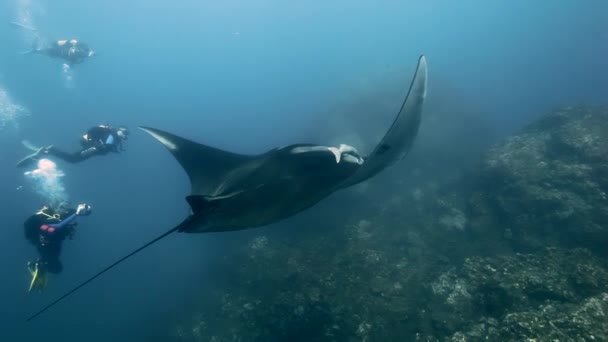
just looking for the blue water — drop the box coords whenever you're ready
[0,0,606,340]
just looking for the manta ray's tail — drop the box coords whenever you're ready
[26,219,191,321]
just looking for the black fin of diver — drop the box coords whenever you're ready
[22,140,41,152]
[26,221,190,322]
[139,127,253,195]
[16,147,45,168]
[341,55,428,187]
[9,21,38,32]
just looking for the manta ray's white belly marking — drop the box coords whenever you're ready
[290,144,364,164]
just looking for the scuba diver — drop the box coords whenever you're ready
[29,39,96,66]
[17,125,130,166]
[9,22,95,66]
[24,202,92,293]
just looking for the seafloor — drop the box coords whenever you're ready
[170,105,608,341]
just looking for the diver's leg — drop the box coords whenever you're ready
[77,146,102,161]
[46,257,63,274]
[46,146,96,163]
[41,247,62,274]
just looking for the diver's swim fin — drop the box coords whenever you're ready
[28,262,47,294]
[10,22,42,55]
[16,146,46,168]
[27,263,38,292]
[25,219,192,321]
[9,21,38,32]
[22,140,41,152]
[20,49,38,55]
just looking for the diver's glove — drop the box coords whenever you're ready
[76,203,92,216]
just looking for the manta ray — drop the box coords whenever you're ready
[27,55,428,321]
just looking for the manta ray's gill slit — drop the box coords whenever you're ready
[378,144,391,154]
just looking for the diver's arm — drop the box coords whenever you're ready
[47,213,77,230]
[47,204,92,230]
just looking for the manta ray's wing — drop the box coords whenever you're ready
[342,55,428,188]
[139,127,253,194]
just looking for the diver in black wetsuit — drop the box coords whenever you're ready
[32,39,96,66]
[24,203,92,293]
[17,125,130,166]
[44,125,130,164]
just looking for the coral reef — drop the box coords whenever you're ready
[429,248,608,339]
[447,292,608,341]
[468,106,608,255]
[172,215,442,341]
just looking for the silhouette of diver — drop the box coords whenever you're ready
[25,203,92,293]
[29,39,96,66]
[17,125,130,167]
